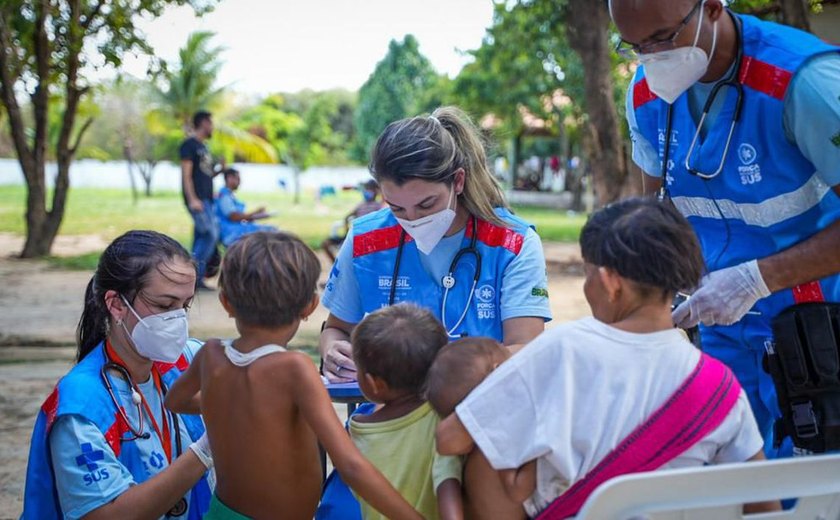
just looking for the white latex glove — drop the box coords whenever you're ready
[189,432,214,470]
[672,260,770,328]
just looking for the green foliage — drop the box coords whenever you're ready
[352,35,441,162]
[455,0,633,136]
[454,1,572,133]
[154,31,277,164]
[156,31,226,127]
[728,0,828,21]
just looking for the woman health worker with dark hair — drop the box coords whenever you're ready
[320,106,552,383]
[22,230,213,519]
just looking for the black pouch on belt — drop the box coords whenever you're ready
[764,303,840,452]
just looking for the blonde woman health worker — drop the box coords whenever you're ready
[320,106,552,383]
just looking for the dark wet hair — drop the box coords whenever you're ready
[193,110,212,129]
[369,106,508,227]
[579,197,705,300]
[219,231,320,328]
[76,230,193,361]
[426,337,510,417]
[223,168,239,180]
[351,303,448,394]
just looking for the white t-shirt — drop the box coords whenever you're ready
[455,317,763,517]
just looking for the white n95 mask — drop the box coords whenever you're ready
[638,2,718,104]
[395,187,456,255]
[121,296,188,363]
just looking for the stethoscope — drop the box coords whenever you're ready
[100,346,188,516]
[100,355,183,451]
[388,216,483,338]
[659,13,745,199]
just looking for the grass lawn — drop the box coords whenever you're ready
[0,185,585,269]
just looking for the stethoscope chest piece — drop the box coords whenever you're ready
[168,497,188,517]
[442,274,456,289]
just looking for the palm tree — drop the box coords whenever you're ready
[158,31,225,130]
[157,31,277,163]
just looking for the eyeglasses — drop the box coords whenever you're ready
[615,0,703,59]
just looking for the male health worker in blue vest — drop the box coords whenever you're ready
[611,0,840,457]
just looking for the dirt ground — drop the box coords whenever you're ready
[0,234,589,517]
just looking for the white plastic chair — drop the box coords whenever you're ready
[575,454,840,520]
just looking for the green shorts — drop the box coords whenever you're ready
[205,494,251,520]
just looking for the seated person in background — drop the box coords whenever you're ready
[166,232,422,520]
[350,303,463,520]
[322,180,384,262]
[215,168,276,248]
[436,197,780,519]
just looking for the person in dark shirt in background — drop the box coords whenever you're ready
[180,110,221,290]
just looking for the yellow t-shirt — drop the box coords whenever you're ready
[349,402,463,520]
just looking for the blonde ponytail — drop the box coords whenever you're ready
[370,106,509,228]
[432,107,508,227]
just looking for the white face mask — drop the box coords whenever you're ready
[121,296,188,363]
[395,187,457,255]
[638,2,718,104]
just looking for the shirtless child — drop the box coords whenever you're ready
[166,231,421,520]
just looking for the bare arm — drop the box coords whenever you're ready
[82,450,207,520]
[226,206,267,222]
[165,343,205,415]
[650,167,840,293]
[499,460,536,503]
[181,159,203,212]
[502,316,544,355]
[742,450,782,514]
[437,478,464,520]
[319,313,357,383]
[759,192,840,292]
[436,413,475,456]
[642,172,662,196]
[291,354,422,520]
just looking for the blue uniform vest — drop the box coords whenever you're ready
[215,187,246,246]
[21,342,211,519]
[632,14,840,322]
[351,207,533,341]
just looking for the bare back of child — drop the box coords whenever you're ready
[198,338,323,518]
[166,232,423,520]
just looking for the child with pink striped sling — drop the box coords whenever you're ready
[433,198,781,519]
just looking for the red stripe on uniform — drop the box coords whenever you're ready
[793,281,825,304]
[103,410,131,457]
[738,56,793,101]
[467,219,524,255]
[353,224,411,257]
[633,78,658,109]
[42,388,59,429]
[154,354,190,375]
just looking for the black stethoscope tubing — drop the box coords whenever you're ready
[660,12,745,197]
[388,216,483,336]
[100,352,183,457]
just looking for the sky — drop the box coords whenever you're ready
[116,0,496,95]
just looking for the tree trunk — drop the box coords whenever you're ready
[566,0,628,207]
[293,167,302,204]
[510,132,522,189]
[123,140,139,205]
[780,0,811,31]
[139,162,155,197]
